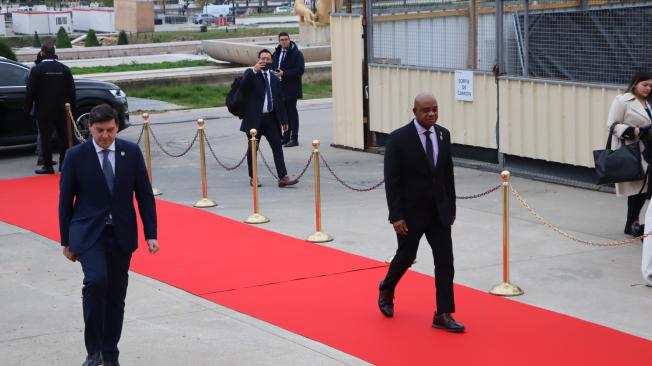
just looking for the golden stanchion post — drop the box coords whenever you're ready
[244,129,269,224]
[142,113,162,196]
[490,170,524,296]
[65,103,73,148]
[307,140,333,242]
[193,119,218,208]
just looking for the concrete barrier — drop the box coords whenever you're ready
[15,41,202,61]
[76,61,332,90]
[202,39,330,65]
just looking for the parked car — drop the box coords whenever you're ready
[193,13,217,24]
[0,57,130,147]
[274,5,293,14]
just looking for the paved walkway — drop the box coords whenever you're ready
[1,99,650,365]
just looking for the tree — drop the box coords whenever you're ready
[32,31,41,48]
[85,29,100,47]
[0,39,17,61]
[118,30,129,45]
[55,27,72,49]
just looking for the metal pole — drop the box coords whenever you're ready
[142,113,162,196]
[496,0,504,72]
[194,119,217,208]
[470,0,477,69]
[65,103,73,148]
[523,0,529,77]
[490,171,524,296]
[307,140,333,243]
[244,129,269,224]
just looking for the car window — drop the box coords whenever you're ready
[0,63,28,87]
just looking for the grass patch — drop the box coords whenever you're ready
[4,27,298,48]
[127,27,298,44]
[125,82,331,109]
[70,60,216,75]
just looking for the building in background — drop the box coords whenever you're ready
[12,10,72,35]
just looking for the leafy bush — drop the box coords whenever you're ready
[55,27,72,49]
[0,39,17,60]
[85,29,100,47]
[32,31,41,48]
[117,30,129,45]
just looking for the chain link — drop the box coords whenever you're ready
[509,185,646,247]
[457,184,502,200]
[205,134,248,171]
[256,146,314,181]
[320,155,385,192]
[148,126,198,158]
[68,109,87,143]
[135,124,145,145]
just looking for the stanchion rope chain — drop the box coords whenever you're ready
[204,133,247,171]
[457,184,502,200]
[135,124,145,146]
[68,110,87,143]
[258,147,313,181]
[509,185,647,247]
[320,155,385,192]
[148,126,198,158]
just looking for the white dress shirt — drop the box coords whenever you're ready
[93,139,116,175]
[413,118,439,166]
[261,70,274,113]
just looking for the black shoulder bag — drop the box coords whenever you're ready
[593,123,643,185]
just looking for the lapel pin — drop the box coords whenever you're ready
[439,131,443,141]
[120,151,125,157]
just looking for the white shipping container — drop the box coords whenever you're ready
[72,8,115,33]
[13,11,72,35]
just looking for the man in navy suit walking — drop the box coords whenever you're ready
[59,104,160,366]
[239,48,299,187]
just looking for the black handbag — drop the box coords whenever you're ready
[593,123,643,185]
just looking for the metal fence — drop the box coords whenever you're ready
[366,0,652,85]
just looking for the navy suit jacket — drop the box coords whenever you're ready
[59,138,157,254]
[272,41,305,100]
[239,68,288,133]
[384,121,456,227]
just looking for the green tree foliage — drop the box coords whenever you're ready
[0,39,17,61]
[117,30,129,45]
[32,31,41,48]
[85,29,100,47]
[55,27,72,49]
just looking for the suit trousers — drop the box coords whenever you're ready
[37,115,67,167]
[381,211,456,314]
[78,227,132,362]
[245,114,288,179]
[282,98,299,143]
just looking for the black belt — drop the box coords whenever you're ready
[261,111,274,116]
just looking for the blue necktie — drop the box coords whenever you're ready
[102,149,114,192]
[263,72,273,112]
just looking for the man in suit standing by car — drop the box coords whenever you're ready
[377,93,465,333]
[239,48,299,187]
[25,42,75,174]
[272,32,305,147]
[59,104,160,366]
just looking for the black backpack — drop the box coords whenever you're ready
[225,76,246,119]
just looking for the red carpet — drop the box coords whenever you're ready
[1,175,651,365]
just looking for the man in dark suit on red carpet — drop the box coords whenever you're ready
[377,93,464,333]
[59,104,160,366]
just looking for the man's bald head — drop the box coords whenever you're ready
[412,93,439,129]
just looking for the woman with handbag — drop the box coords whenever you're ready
[607,71,652,238]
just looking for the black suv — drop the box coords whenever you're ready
[0,57,130,147]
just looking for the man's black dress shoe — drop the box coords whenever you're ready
[624,222,645,237]
[81,353,102,366]
[378,281,394,317]
[278,176,299,187]
[35,166,55,174]
[103,361,121,366]
[432,313,465,333]
[36,160,57,166]
[283,140,299,147]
